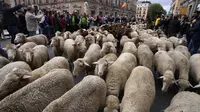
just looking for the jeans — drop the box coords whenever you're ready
[7,26,19,44]
[190,39,200,55]
[29,31,36,36]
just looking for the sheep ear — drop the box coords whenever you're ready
[83,61,91,67]
[22,75,32,80]
[16,44,21,48]
[107,61,114,65]
[93,62,99,65]
[158,76,164,79]
[189,83,194,88]
[174,80,179,85]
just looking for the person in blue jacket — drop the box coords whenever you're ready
[2,2,25,44]
[190,11,200,55]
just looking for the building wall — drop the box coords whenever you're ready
[136,0,151,20]
[21,0,137,17]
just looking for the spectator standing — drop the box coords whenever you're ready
[2,2,24,44]
[168,16,180,37]
[60,15,66,32]
[25,6,43,36]
[154,15,161,30]
[71,11,79,32]
[80,13,87,29]
[189,11,200,55]
[179,15,190,38]
[17,9,28,35]
[54,13,61,32]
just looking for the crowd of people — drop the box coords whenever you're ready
[1,2,135,44]
[153,11,200,55]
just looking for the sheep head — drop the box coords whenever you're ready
[73,59,90,77]
[50,37,60,47]
[14,33,26,44]
[105,95,120,112]
[5,44,18,61]
[0,68,32,100]
[160,71,176,92]
[23,48,34,63]
[176,79,193,92]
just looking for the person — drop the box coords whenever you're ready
[60,15,66,32]
[80,13,87,29]
[179,15,190,38]
[25,6,43,36]
[154,15,161,30]
[71,11,80,32]
[168,16,180,37]
[189,11,200,55]
[2,2,25,44]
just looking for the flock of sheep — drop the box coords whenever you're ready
[0,23,200,112]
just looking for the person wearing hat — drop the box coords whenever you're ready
[189,10,200,55]
[2,2,25,44]
[25,6,43,36]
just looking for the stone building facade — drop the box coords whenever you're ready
[136,0,151,20]
[12,0,137,17]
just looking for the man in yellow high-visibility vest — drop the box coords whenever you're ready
[154,15,161,30]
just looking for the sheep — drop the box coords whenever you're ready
[63,39,77,62]
[31,56,69,78]
[104,95,120,112]
[137,43,154,71]
[0,68,32,100]
[50,36,65,56]
[120,35,139,47]
[73,44,102,77]
[63,31,72,40]
[103,34,118,47]
[14,33,48,45]
[18,42,37,51]
[120,66,155,112]
[164,91,200,112]
[43,75,106,112]
[85,34,95,48]
[168,36,187,48]
[105,53,137,111]
[190,54,200,88]
[175,45,191,59]
[95,33,105,46]
[0,69,74,112]
[0,56,10,68]
[154,50,176,92]
[168,50,191,91]
[4,44,25,61]
[23,45,49,70]
[160,37,174,51]
[74,35,87,58]
[101,42,117,56]
[55,31,62,36]
[93,53,117,77]
[122,42,137,56]
[0,61,32,87]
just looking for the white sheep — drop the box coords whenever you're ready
[93,53,117,77]
[168,50,191,91]
[63,31,72,40]
[0,56,10,68]
[85,34,96,48]
[103,34,118,47]
[0,68,32,100]
[43,75,106,112]
[50,36,65,56]
[0,62,31,100]
[4,44,25,61]
[122,42,137,56]
[63,39,77,62]
[14,33,48,45]
[160,37,174,51]
[95,33,106,46]
[164,92,200,112]
[74,35,87,58]
[23,45,49,70]
[101,42,117,56]
[168,36,187,48]
[190,54,200,88]
[175,45,191,59]
[0,69,74,112]
[137,43,154,71]
[120,66,155,112]
[154,50,176,92]
[55,31,62,37]
[120,35,139,47]
[31,57,69,79]
[73,44,102,77]
[18,42,37,51]
[105,53,137,111]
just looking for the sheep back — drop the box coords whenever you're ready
[42,75,106,112]
[121,66,155,112]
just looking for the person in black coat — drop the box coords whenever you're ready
[2,2,25,44]
[179,15,190,38]
[168,16,180,37]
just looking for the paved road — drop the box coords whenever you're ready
[0,39,190,112]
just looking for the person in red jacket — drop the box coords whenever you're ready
[60,15,66,32]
